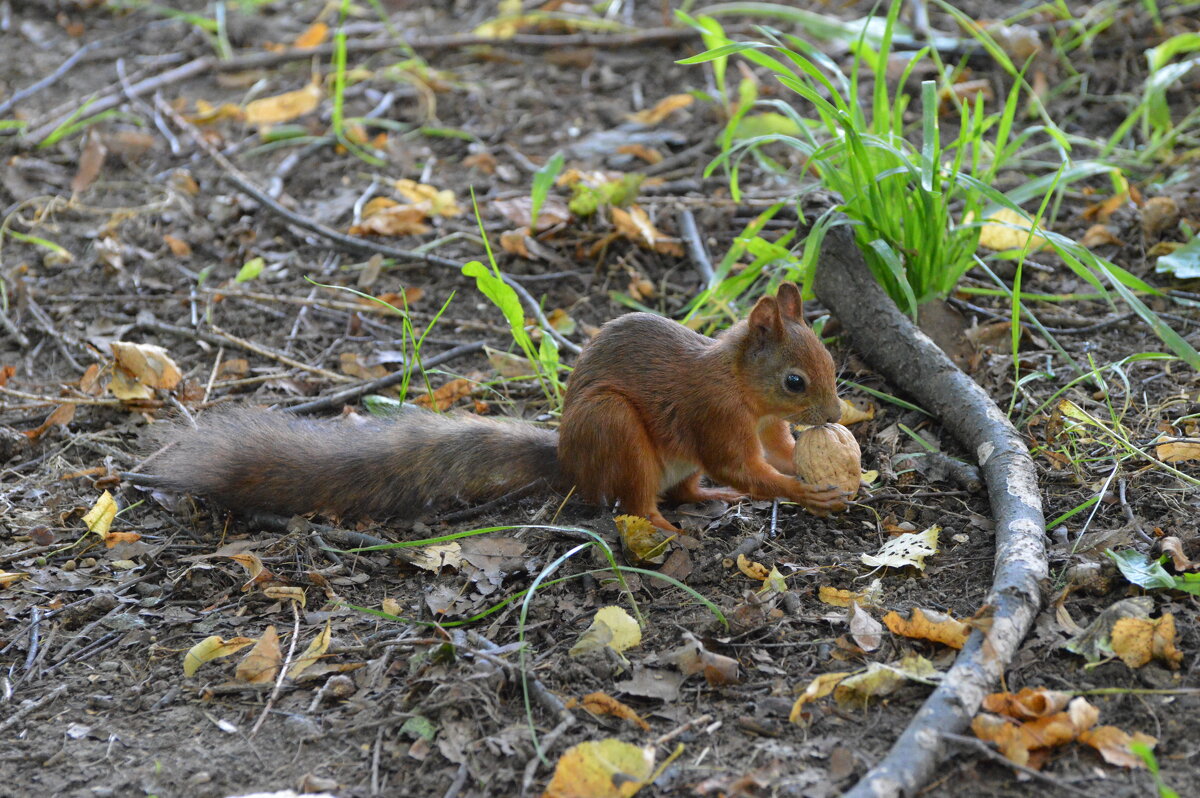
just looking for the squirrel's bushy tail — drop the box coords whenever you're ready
[152,408,562,519]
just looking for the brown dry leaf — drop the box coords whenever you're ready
[244,81,322,126]
[541,739,655,798]
[616,144,663,164]
[163,234,192,257]
[463,151,497,174]
[575,692,651,732]
[1161,537,1195,571]
[883,607,970,649]
[938,78,993,110]
[397,542,462,572]
[628,93,693,124]
[982,687,1071,720]
[486,347,535,378]
[287,619,331,679]
[737,554,770,581]
[500,228,531,257]
[263,585,307,607]
[674,632,740,686]
[1078,726,1157,769]
[414,378,474,411]
[1083,191,1132,223]
[627,274,656,301]
[111,341,182,394]
[337,352,388,382]
[72,131,107,194]
[849,602,883,652]
[182,635,256,677]
[1156,438,1200,462]
[292,21,329,48]
[394,179,462,217]
[1110,614,1182,669]
[103,531,141,548]
[611,206,684,256]
[492,196,571,229]
[349,204,431,237]
[789,671,851,724]
[227,552,275,590]
[1080,224,1123,249]
[235,626,282,684]
[23,403,75,440]
[1141,195,1180,238]
[217,358,250,380]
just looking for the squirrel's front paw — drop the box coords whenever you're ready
[796,482,851,515]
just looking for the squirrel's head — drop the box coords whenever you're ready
[741,282,841,425]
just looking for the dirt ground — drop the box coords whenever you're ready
[1,2,1198,797]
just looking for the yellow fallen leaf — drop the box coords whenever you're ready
[103,531,141,548]
[244,81,322,126]
[348,204,431,237]
[185,99,244,125]
[235,625,282,684]
[883,607,970,649]
[838,398,875,425]
[615,514,672,567]
[183,635,256,677]
[1110,614,1182,669]
[736,553,770,581]
[571,606,641,657]
[833,654,938,709]
[628,93,693,125]
[394,179,462,217]
[83,490,118,539]
[542,739,655,798]
[789,671,851,724]
[287,619,331,679]
[817,580,883,608]
[977,207,1048,252]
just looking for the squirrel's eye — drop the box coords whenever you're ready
[783,373,806,393]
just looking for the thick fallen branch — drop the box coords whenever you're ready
[812,220,1047,798]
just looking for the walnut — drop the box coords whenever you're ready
[793,423,861,498]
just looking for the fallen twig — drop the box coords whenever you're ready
[813,219,1047,798]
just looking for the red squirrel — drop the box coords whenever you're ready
[153,282,846,531]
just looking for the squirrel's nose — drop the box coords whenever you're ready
[823,400,842,424]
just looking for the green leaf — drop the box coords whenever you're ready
[234,257,264,283]
[1107,549,1200,595]
[530,151,564,232]
[462,260,532,351]
[1155,236,1200,279]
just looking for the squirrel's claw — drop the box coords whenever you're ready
[797,482,851,515]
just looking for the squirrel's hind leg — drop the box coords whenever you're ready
[666,471,744,505]
[560,389,676,531]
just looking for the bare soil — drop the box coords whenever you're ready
[1,2,1198,797]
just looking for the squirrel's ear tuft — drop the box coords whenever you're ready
[748,296,781,337]
[776,282,804,321]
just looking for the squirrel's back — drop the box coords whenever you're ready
[153,408,560,519]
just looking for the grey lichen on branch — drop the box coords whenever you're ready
[811,216,1047,798]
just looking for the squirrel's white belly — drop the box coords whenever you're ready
[659,459,698,493]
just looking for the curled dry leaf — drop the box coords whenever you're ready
[263,585,307,607]
[413,378,474,411]
[572,692,651,732]
[349,203,431,237]
[1080,224,1123,249]
[833,654,938,709]
[789,671,851,725]
[397,542,462,573]
[1,571,31,588]
[611,206,683,257]
[287,619,331,679]
[1156,438,1200,463]
[673,631,740,686]
[183,635,257,677]
[981,686,1071,720]
[882,607,970,649]
[817,579,883,609]
[838,398,875,425]
[83,490,118,539]
[1160,536,1195,571]
[110,341,182,396]
[292,21,329,49]
[394,179,462,218]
